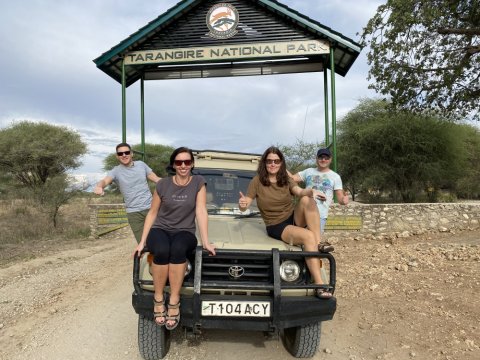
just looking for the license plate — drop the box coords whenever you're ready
[201,301,271,317]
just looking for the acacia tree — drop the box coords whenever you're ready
[337,99,467,202]
[360,0,480,121]
[0,121,87,226]
[279,139,322,175]
[0,121,87,188]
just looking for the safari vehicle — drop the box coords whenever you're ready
[132,150,337,359]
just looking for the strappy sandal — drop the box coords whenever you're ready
[165,301,181,331]
[318,242,334,253]
[153,296,166,326]
[315,288,332,299]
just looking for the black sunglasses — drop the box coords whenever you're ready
[174,159,192,166]
[117,150,131,156]
[266,159,282,165]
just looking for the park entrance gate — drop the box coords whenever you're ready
[93,0,361,170]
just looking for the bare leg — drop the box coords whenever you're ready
[152,263,169,324]
[293,196,322,245]
[166,262,186,327]
[281,225,323,285]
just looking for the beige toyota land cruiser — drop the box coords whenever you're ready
[132,150,336,359]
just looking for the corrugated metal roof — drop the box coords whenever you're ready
[93,0,361,85]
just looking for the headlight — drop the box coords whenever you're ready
[185,259,192,276]
[280,260,300,282]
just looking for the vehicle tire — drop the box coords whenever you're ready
[138,315,171,360]
[281,322,321,358]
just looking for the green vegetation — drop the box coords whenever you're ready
[360,0,480,121]
[279,139,323,174]
[336,99,480,202]
[0,121,87,188]
[0,121,88,227]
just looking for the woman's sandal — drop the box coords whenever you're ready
[153,296,167,326]
[165,302,181,331]
[315,288,333,299]
[318,242,334,253]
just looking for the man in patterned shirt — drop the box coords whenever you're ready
[290,148,348,251]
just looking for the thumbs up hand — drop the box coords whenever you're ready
[239,191,248,209]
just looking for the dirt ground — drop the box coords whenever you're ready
[0,227,478,360]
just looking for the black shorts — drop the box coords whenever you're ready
[266,213,295,240]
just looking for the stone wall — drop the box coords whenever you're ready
[88,202,480,240]
[327,202,480,240]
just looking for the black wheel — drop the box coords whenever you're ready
[281,322,321,358]
[138,315,171,360]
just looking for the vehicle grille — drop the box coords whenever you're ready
[201,253,272,284]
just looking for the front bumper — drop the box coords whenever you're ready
[133,291,336,332]
[132,247,337,332]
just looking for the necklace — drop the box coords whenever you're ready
[174,175,191,186]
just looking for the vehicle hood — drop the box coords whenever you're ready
[201,216,295,251]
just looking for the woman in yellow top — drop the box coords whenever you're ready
[239,146,331,298]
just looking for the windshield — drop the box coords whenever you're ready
[193,168,259,215]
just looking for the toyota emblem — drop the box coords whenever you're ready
[228,266,245,278]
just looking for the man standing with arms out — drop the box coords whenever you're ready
[94,143,161,243]
[290,148,348,251]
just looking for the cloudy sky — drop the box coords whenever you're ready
[0,0,383,183]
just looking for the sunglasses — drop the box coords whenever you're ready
[174,159,192,166]
[117,150,131,156]
[266,159,282,165]
[317,156,331,161]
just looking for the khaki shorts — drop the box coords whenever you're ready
[126,209,149,244]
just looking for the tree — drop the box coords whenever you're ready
[279,139,323,174]
[453,124,480,198]
[0,121,87,188]
[360,0,480,121]
[337,99,468,202]
[32,174,82,227]
[103,143,174,178]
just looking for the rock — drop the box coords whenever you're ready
[324,348,332,354]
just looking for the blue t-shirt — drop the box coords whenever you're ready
[108,161,153,213]
[297,168,343,218]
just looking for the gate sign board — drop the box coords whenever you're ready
[125,40,330,66]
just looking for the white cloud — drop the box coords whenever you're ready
[0,0,381,178]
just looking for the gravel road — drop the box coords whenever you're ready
[1,227,479,360]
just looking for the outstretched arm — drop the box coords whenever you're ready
[288,171,302,183]
[147,172,161,183]
[94,176,113,195]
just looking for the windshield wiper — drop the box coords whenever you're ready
[234,211,261,219]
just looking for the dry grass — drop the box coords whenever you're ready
[0,195,104,266]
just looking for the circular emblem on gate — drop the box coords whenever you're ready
[228,265,245,278]
[206,3,239,39]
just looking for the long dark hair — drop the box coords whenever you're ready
[258,146,289,187]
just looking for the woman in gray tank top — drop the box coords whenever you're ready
[134,147,216,330]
